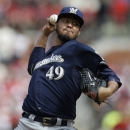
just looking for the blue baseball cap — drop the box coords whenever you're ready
[58,7,84,26]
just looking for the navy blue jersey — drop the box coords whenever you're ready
[22,40,122,120]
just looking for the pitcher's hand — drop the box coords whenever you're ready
[42,18,56,37]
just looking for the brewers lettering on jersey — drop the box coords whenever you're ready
[34,54,64,70]
[14,6,122,130]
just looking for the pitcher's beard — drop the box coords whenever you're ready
[57,34,71,42]
[56,27,77,43]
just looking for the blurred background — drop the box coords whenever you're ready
[0,0,130,130]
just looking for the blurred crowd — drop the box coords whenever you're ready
[0,0,130,130]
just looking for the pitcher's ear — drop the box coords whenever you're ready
[77,29,81,36]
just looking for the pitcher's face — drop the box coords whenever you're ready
[56,16,81,42]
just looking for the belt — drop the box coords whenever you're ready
[22,112,71,126]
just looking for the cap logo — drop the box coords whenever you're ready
[70,8,78,14]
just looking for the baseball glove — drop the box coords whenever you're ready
[80,68,107,105]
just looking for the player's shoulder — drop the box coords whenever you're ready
[75,40,105,59]
[75,40,95,52]
[67,40,98,55]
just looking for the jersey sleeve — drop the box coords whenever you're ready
[76,43,122,88]
[97,60,122,88]
[27,47,45,75]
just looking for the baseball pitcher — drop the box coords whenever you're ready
[14,6,122,130]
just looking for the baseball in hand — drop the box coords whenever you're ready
[49,14,58,25]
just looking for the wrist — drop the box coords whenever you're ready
[41,33,48,39]
[98,87,111,101]
[42,30,50,37]
[42,23,55,37]
[106,87,112,97]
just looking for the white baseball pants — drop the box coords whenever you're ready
[14,117,77,130]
